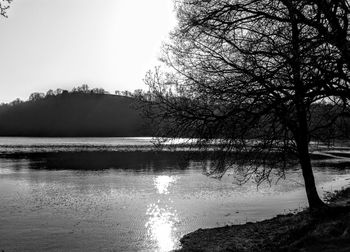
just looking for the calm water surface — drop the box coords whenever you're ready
[0,137,349,251]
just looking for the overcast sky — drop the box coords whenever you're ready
[0,0,177,103]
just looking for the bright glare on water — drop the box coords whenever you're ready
[147,175,180,251]
[154,175,178,194]
[146,201,179,251]
[0,137,349,251]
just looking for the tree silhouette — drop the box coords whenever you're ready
[0,0,11,18]
[143,0,350,209]
[292,1,350,72]
[29,92,45,102]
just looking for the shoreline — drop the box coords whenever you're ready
[176,187,350,252]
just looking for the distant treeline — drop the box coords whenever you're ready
[0,85,349,139]
[2,84,151,107]
[143,95,350,141]
[0,85,153,137]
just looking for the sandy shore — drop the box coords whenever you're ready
[176,188,350,252]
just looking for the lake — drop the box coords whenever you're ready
[0,137,349,251]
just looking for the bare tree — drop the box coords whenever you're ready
[291,1,350,69]
[142,0,350,209]
[91,88,108,94]
[29,92,45,101]
[53,88,64,96]
[9,98,22,106]
[0,0,12,18]
[46,89,54,97]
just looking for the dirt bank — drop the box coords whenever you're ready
[177,188,350,252]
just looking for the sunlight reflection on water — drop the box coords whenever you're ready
[145,203,179,252]
[154,175,178,194]
[145,175,180,251]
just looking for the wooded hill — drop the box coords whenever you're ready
[0,93,152,137]
[0,90,349,139]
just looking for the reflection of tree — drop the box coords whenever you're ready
[19,152,192,172]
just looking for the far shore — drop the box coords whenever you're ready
[176,187,350,252]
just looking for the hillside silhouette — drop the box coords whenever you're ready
[0,93,152,137]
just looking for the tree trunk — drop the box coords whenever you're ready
[289,7,326,210]
[296,135,326,209]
